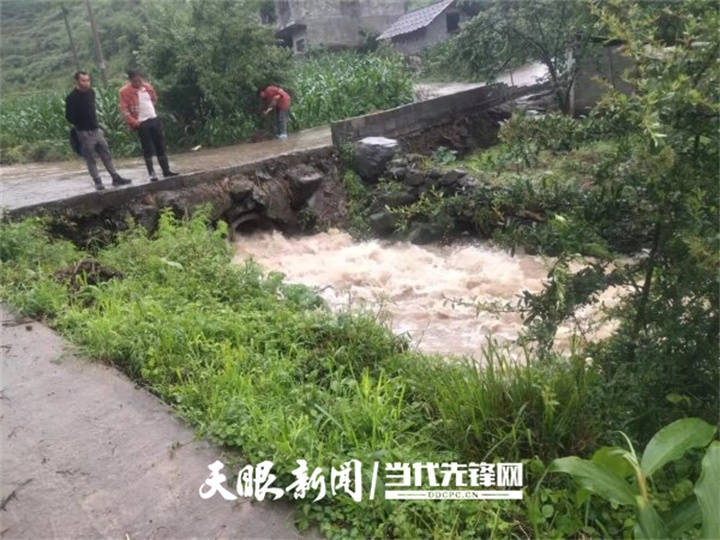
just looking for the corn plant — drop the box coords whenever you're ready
[290,50,414,129]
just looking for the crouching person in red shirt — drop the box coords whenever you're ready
[119,69,178,181]
[259,85,291,140]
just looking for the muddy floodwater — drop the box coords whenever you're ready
[234,230,587,358]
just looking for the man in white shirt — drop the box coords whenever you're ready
[119,69,178,181]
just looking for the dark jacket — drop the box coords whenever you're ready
[65,88,99,131]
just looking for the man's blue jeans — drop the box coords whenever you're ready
[276,109,289,138]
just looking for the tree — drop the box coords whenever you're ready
[510,0,719,437]
[587,0,719,434]
[138,0,291,143]
[441,0,598,113]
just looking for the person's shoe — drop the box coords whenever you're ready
[159,156,179,177]
[276,133,288,140]
[111,175,132,186]
[93,179,105,191]
[149,173,159,182]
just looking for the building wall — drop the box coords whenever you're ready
[571,45,634,115]
[390,8,457,55]
[277,0,405,49]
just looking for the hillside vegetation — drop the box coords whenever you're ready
[1,0,145,94]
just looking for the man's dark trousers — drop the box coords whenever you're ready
[138,117,167,161]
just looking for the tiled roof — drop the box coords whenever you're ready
[378,0,455,40]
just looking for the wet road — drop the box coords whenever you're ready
[0,126,331,211]
[1,66,548,213]
[414,62,549,100]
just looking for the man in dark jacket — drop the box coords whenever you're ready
[65,71,132,191]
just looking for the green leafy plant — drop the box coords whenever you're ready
[290,49,414,129]
[431,145,458,165]
[548,418,719,538]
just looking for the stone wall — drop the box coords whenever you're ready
[9,147,344,242]
[276,0,404,49]
[331,82,549,153]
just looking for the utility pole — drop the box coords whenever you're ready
[61,4,81,72]
[85,0,107,86]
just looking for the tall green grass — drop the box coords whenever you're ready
[0,213,613,538]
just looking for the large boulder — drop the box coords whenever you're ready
[407,223,445,245]
[368,211,397,236]
[252,179,295,227]
[353,137,400,184]
[286,164,325,206]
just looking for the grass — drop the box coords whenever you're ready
[0,211,620,538]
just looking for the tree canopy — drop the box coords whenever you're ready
[138,0,291,142]
[429,0,598,112]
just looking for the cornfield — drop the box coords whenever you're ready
[0,85,139,165]
[290,50,414,129]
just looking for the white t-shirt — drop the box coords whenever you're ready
[137,87,157,122]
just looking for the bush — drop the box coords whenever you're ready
[138,0,291,146]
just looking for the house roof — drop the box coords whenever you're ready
[378,0,455,40]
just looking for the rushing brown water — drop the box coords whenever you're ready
[233,230,552,357]
[233,230,618,358]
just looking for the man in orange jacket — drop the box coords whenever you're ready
[119,69,178,181]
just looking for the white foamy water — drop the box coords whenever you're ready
[233,229,564,358]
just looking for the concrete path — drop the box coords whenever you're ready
[0,126,331,212]
[0,305,306,539]
[0,66,547,213]
[414,61,549,100]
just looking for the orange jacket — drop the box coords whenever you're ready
[118,82,158,130]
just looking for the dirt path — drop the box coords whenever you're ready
[0,126,331,211]
[0,305,306,539]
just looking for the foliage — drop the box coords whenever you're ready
[445,0,720,439]
[548,418,719,539]
[138,0,291,147]
[430,145,458,165]
[388,186,455,239]
[424,0,599,112]
[576,0,719,440]
[0,214,611,538]
[340,169,373,238]
[290,50,414,129]
[0,0,145,93]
